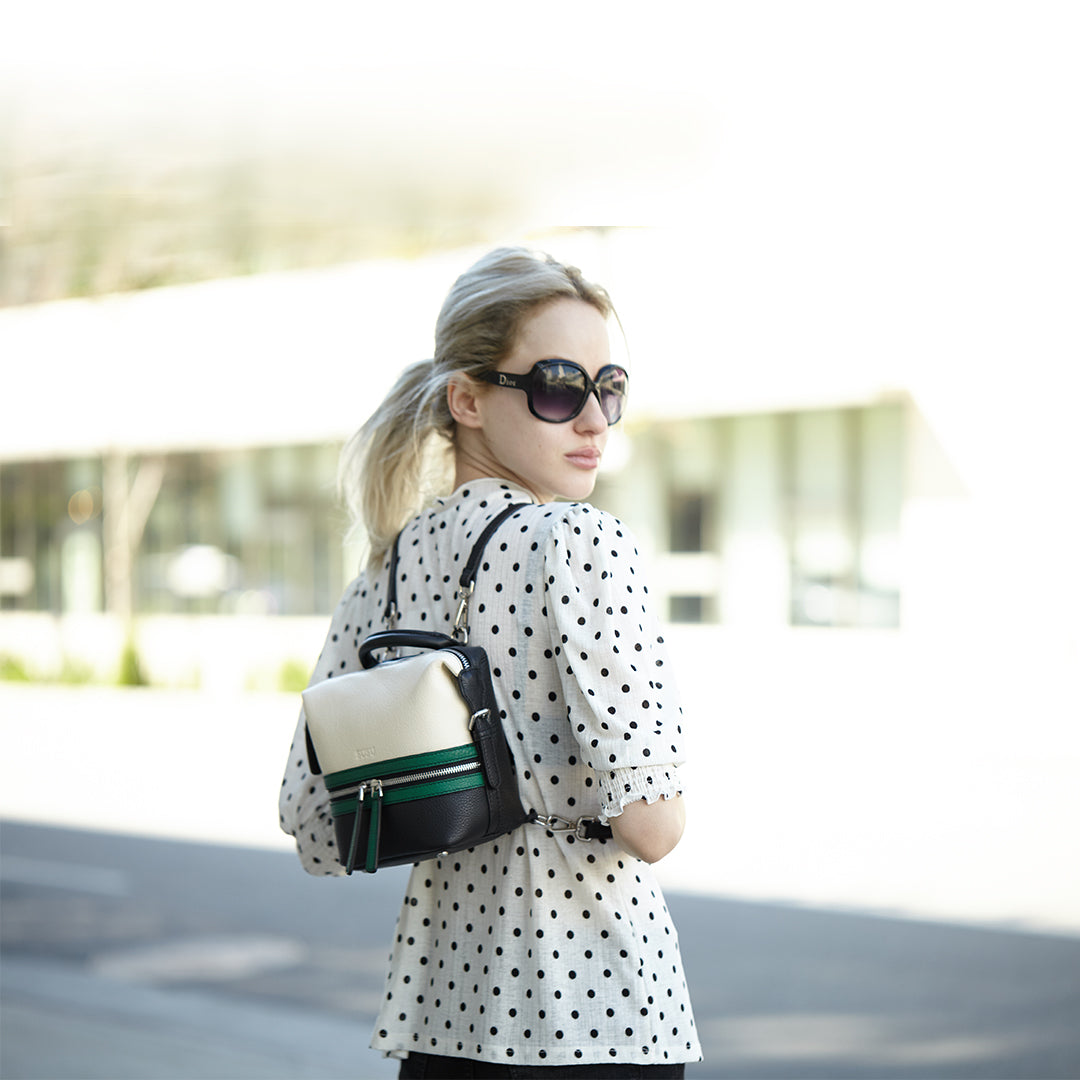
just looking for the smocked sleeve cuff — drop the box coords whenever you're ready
[597,764,684,824]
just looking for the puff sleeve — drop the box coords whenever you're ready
[543,505,687,822]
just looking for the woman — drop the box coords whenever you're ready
[280,247,701,1077]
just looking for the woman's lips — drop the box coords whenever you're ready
[566,448,601,469]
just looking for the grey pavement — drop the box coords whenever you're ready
[3,822,1080,1080]
[1,821,404,1080]
[3,958,392,1080]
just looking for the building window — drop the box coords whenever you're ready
[136,445,346,615]
[1,445,347,617]
[1,459,103,613]
[668,491,710,553]
[785,406,901,628]
[668,594,718,623]
[611,403,903,628]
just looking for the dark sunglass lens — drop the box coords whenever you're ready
[533,364,586,421]
[597,367,628,424]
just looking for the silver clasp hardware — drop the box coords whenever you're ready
[534,814,600,841]
[383,603,400,658]
[469,708,490,732]
[452,584,474,643]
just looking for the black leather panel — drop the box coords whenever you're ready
[333,788,502,870]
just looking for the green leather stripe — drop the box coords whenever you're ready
[329,772,485,817]
[325,744,477,790]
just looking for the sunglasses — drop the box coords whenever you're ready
[478,360,629,424]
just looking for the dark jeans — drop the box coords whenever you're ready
[398,1051,686,1079]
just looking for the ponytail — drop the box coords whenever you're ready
[338,359,454,564]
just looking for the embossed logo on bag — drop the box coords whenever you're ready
[354,746,377,762]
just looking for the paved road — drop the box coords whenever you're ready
[3,821,1079,1079]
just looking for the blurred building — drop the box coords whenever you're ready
[0,228,1072,693]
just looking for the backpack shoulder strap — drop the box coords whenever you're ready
[453,502,526,643]
[382,501,526,636]
[459,502,526,590]
[381,534,404,630]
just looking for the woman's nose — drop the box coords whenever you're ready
[574,389,609,432]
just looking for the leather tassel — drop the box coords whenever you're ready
[345,789,366,876]
[364,782,383,874]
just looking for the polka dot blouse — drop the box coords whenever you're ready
[279,479,701,1067]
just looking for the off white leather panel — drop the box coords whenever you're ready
[302,652,472,774]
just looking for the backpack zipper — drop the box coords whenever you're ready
[330,757,483,810]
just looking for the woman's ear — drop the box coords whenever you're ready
[447,374,485,429]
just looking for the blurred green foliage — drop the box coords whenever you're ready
[57,658,94,685]
[117,639,148,687]
[0,654,32,681]
[277,659,310,694]
[0,653,100,684]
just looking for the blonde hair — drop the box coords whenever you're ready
[340,247,614,563]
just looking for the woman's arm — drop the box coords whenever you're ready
[609,794,686,864]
